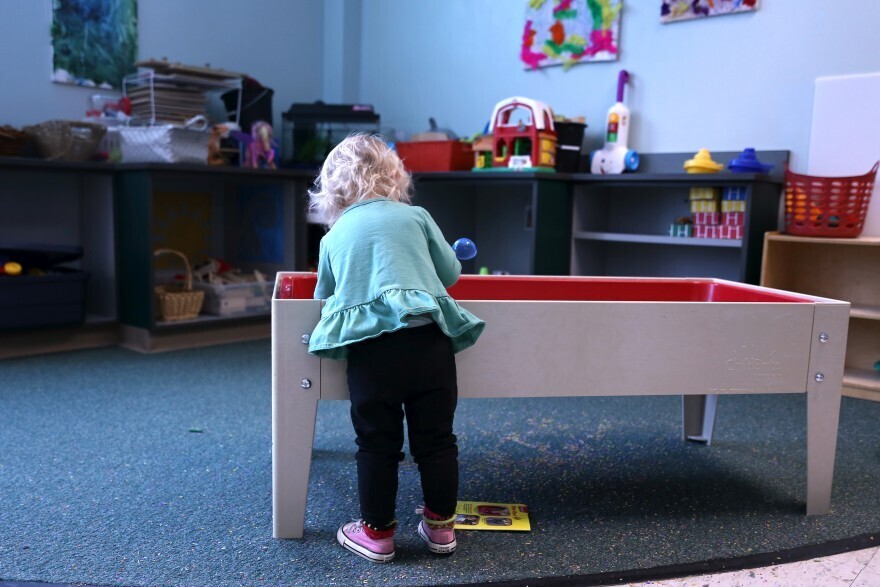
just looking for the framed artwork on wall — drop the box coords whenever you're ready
[521,0,622,70]
[51,0,138,89]
[661,0,759,24]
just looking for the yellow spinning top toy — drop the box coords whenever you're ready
[684,149,724,174]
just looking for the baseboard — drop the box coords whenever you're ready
[0,320,119,360]
[118,320,270,353]
[843,386,880,402]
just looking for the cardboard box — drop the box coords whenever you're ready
[689,187,720,201]
[669,223,693,238]
[691,200,719,213]
[721,200,747,213]
[693,212,720,225]
[718,225,743,239]
[694,225,720,239]
[723,212,745,226]
[193,280,273,316]
[723,186,748,201]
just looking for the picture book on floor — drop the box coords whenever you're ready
[454,501,530,531]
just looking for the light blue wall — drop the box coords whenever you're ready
[355,1,880,166]
[323,0,362,104]
[0,0,325,131]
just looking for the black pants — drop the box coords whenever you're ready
[346,323,459,529]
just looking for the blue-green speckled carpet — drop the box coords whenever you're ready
[0,341,878,587]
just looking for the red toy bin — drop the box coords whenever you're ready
[396,140,474,172]
[784,162,878,237]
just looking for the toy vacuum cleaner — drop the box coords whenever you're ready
[591,70,639,174]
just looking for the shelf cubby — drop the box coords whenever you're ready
[761,232,880,401]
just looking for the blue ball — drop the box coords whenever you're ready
[452,238,477,260]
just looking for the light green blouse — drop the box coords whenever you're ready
[308,198,485,360]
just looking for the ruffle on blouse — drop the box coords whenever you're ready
[308,288,485,360]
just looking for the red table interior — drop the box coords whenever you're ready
[279,274,811,304]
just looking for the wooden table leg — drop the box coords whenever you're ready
[272,299,323,538]
[682,394,718,444]
[805,304,849,515]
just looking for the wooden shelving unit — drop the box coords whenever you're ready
[0,159,118,359]
[572,230,741,248]
[114,164,316,352]
[2,152,791,358]
[0,158,318,356]
[760,232,880,401]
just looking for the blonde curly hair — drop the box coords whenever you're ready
[308,133,413,227]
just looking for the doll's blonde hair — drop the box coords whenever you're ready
[308,133,412,226]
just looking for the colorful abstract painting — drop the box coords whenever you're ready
[52,0,138,89]
[661,0,759,24]
[521,0,622,70]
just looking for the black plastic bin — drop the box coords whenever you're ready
[0,244,89,330]
[555,121,586,173]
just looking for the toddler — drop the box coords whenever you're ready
[307,134,485,563]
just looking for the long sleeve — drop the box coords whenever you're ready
[421,208,461,288]
[313,238,336,300]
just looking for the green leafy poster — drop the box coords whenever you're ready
[52,0,138,90]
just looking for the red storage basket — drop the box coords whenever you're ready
[784,162,878,237]
[396,140,474,172]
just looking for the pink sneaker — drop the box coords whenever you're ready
[418,519,457,554]
[336,520,395,563]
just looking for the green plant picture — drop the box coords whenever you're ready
[52,0,138,90]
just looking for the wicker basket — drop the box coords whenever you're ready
[24,120,106,161]
[154,249,205,321]
[784,162,879,238]
[0,125,27,157]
